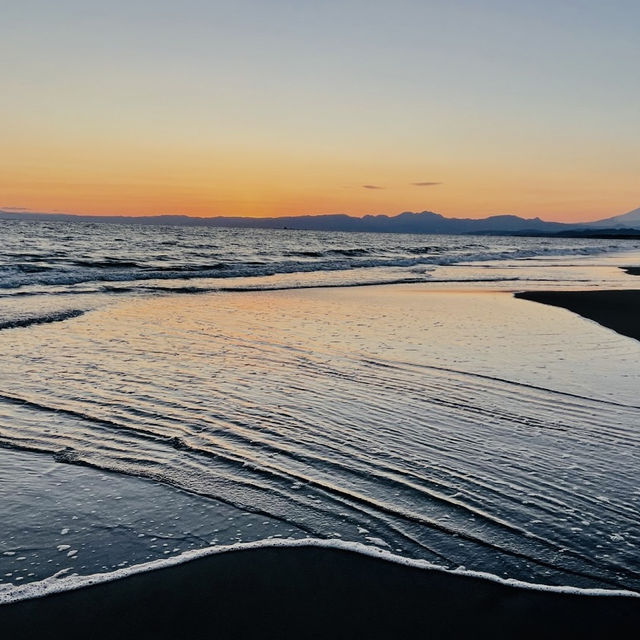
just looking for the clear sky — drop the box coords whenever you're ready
[2,1,638,221]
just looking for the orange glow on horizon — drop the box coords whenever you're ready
[1,129,637,224]
[2,171,636,224]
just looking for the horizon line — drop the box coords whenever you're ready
[1,207,634,226]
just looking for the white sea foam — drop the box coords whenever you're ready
[0,538,638,606]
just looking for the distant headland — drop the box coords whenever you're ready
[2,207,639,236]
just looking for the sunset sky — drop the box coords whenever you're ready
[2,1,639,222]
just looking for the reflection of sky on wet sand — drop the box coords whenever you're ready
[0,448,304,586]
[1,284,639,590]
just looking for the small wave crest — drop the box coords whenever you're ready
[71,259,141,269]
[1,231,637,297]
[0,309,86,331]
[1,538,637,606]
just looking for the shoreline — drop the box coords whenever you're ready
[2,270,640,636]
[515,288,640,342]
[1,544,639,639]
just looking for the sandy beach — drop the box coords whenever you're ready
[515,289,640,342]
[1,544,639,640]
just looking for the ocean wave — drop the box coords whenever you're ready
[326,248,371,256]
[1,233,635,295]
[0,309,86,331]
[150,263,231,272]
[284,250,324,258]
[11,264,54,273]
[71,259,142,269]
[1,537,637,606]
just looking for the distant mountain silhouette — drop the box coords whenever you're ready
[0,209,571,234]
[580,207,640,229]
[1,207,639,234]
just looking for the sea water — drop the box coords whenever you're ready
[1,219,639,598]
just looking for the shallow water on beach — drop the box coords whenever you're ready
[2,285,640,592]
[1,221,640,595]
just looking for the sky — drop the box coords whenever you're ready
[1,0,639,222]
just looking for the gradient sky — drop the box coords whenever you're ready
[2,1,639,221]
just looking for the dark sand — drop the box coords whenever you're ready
[515,289,640,341]
[1,546,638,640]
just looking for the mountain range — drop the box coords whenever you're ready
[582,207,640,229]
[1,207,640,236]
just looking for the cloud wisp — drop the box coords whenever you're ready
[360,182,442,190]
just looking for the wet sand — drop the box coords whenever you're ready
[515,289,640,341]
[1,545,639,640]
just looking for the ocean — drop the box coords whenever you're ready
[1,218,640,601]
